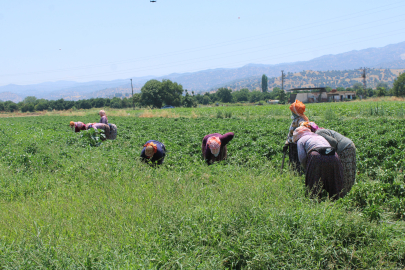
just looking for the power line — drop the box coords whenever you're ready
[1,2,405,78]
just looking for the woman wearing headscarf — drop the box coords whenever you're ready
[307,124,356,196]
[99,110,108,124]
[70,121,87,133]
[293,126,344,200]
[202,132,234,165]
[140,140,166,165]
[284,100,309,172]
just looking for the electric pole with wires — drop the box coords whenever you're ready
[130,79,134,110]
[360,67,367,99]
[281,70,285,92]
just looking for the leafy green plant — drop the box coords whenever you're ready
[80,128,105,147]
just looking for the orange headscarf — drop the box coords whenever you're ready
[144,142,158,157]
[289,100,309,121]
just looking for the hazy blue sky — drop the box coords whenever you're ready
[1,0,404,86]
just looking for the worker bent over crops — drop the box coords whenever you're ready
[202,132,234,165]
[293,126,344,200]
[141,140,166,165]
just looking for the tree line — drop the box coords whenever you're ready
[1,73,404,113]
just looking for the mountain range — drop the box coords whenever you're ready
[1,41,405,102]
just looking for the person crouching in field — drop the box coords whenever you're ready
[141,140,166,165]
[302,123,356,197]
[293,126,344,200]
[284,100,309,173]
[202,132,234,165]
[70,121,87,132]
[99,110,108,124]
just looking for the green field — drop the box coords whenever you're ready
[1,101,405,269]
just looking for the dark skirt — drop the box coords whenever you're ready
[305,151,344,200]
[107,124,117,140]
[339,144,356,196]
[289,143,303,174]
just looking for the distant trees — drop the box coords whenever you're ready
[216,87,233,103]
[183,90,197,108]
[140,79,184,108]
[160,79,183,107]
[377,87,386,97]
[261,74,268,93]
[232,88,249,102]
[393,72,405,97]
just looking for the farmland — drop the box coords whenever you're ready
[1,100,405,268]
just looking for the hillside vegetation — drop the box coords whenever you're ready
[223,68,405,92]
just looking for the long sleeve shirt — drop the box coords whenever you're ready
[315,129,353,154]
[99,116,108,124]
[202,132,234,163]
[87,123,107,130]
[140,140,166,165]
[74,122,87,133]
[287,115,307,143]
[297,134,331,168]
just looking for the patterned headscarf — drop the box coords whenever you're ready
[144,142,158,157]
[207,136,221,157]
[292,126,312,143]
[300,121,319,132]
[289,100,309,121]
[76,122,84,129]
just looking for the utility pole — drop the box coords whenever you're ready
[281,70,285,92]
[359,67,367,99]
[130,79,134,110]
[362,67,367,91]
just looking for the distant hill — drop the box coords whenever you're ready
[0,41,404,102]
[0,92,24,103]
[223,68,405,91]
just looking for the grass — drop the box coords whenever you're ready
[0,101,405,268]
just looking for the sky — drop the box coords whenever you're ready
[1,0,405,86]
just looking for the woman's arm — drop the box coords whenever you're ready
[219,132,234,145]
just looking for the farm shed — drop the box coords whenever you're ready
[288,87,328,103]
[267,99,279,104]
[327,90,356,102]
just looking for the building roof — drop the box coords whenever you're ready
[327,91,356,95]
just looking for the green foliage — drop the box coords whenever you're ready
[202,95,211,105]
[140,79,184,108]
[80,128,106,147]
[140,79,163,108]
[393,72,405,97]
[216,87,233,103]
[183,90,197,108]
[377,87,386,97]
[261,74,268,93]
[1,103,405,268]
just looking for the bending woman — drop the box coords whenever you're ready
[70,121,87,132]
[202,132,234,165]
[293,126,344,200]
[140,140,166,165]
[315,127,356,196]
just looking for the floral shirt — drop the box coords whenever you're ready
[287,115,307,143]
